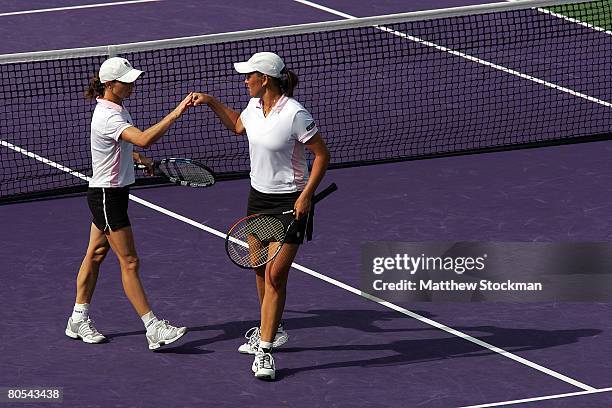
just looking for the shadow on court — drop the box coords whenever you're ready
[102,308,601,379]
[275,328,600,380]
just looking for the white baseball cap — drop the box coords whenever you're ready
[99,57,143,83]
[234,52,285,78]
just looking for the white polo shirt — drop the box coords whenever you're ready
[88,99,135,188]
[240,96,319,193]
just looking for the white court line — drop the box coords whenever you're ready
[460,386,612,407]
[295,0,606,401]
[0,140,88,181]
[0,0,162,17]
[0,138,596,392]
[293,0,612,109]
[534,7,612,36]
[506,0,612,36]
[135,196,597,393]
[112,194,598,392]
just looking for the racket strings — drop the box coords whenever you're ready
[160,161,215,185]
[227,215,285,267]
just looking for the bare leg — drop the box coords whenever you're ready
[259,243,299,343]
[254,265,266,306]
[75,223,110,304]
[246,235,266,306]
[105,226,151,317]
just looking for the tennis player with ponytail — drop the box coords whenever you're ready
[65,57,193,350]
[192,52,330,380]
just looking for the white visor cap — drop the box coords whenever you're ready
[99,57,143,83]
[234,52,285,78]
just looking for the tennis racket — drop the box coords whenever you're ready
[135,158,215,187]
[225,183,338,269]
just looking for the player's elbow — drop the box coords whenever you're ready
[132,140,150,149]
[135,133,154,149]
[139,139,154,149]
[232,123,245,135]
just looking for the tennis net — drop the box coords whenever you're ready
[1,0,611,203]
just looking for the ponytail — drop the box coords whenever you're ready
[84,75,105,100]
[279,68,298,97]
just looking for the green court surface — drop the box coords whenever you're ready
[547,0,612,30]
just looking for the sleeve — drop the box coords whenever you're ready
[104,112,133,142]
[292,109,318,143]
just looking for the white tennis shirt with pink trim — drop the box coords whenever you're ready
[240,96,319,193]
[88,99,135,188]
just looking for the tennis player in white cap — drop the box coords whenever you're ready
[65,57,193,350]
[191,52,330,380]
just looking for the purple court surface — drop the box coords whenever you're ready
[2,1,612,407]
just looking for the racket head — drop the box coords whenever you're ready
[158,158,215,187]
[225,213,290,269]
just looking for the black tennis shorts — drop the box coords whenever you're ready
[247,187,308,245]
[87,186,131,232]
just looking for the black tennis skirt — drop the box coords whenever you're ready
[87,186,131,232]
[247,187,308,245]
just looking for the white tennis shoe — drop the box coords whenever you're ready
[238,323,289,354]
[65,317,106,344]
[146,320,187,350]
[252,351,275,380]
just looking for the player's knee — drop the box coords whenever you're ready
[89,245,110,265]
[266,272,288,293]
[120,255,140,274]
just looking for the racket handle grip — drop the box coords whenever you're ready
[313,182,338,204]
[134,160,160,169]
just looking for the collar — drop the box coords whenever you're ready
[257,95,289,114]
[97,98,123,112]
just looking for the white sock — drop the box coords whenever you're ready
[72,303,89,322]
[259,340,273,353]
[141,311,159,332]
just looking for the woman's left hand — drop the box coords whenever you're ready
[294,193,312,220]
[139,155,155,176]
